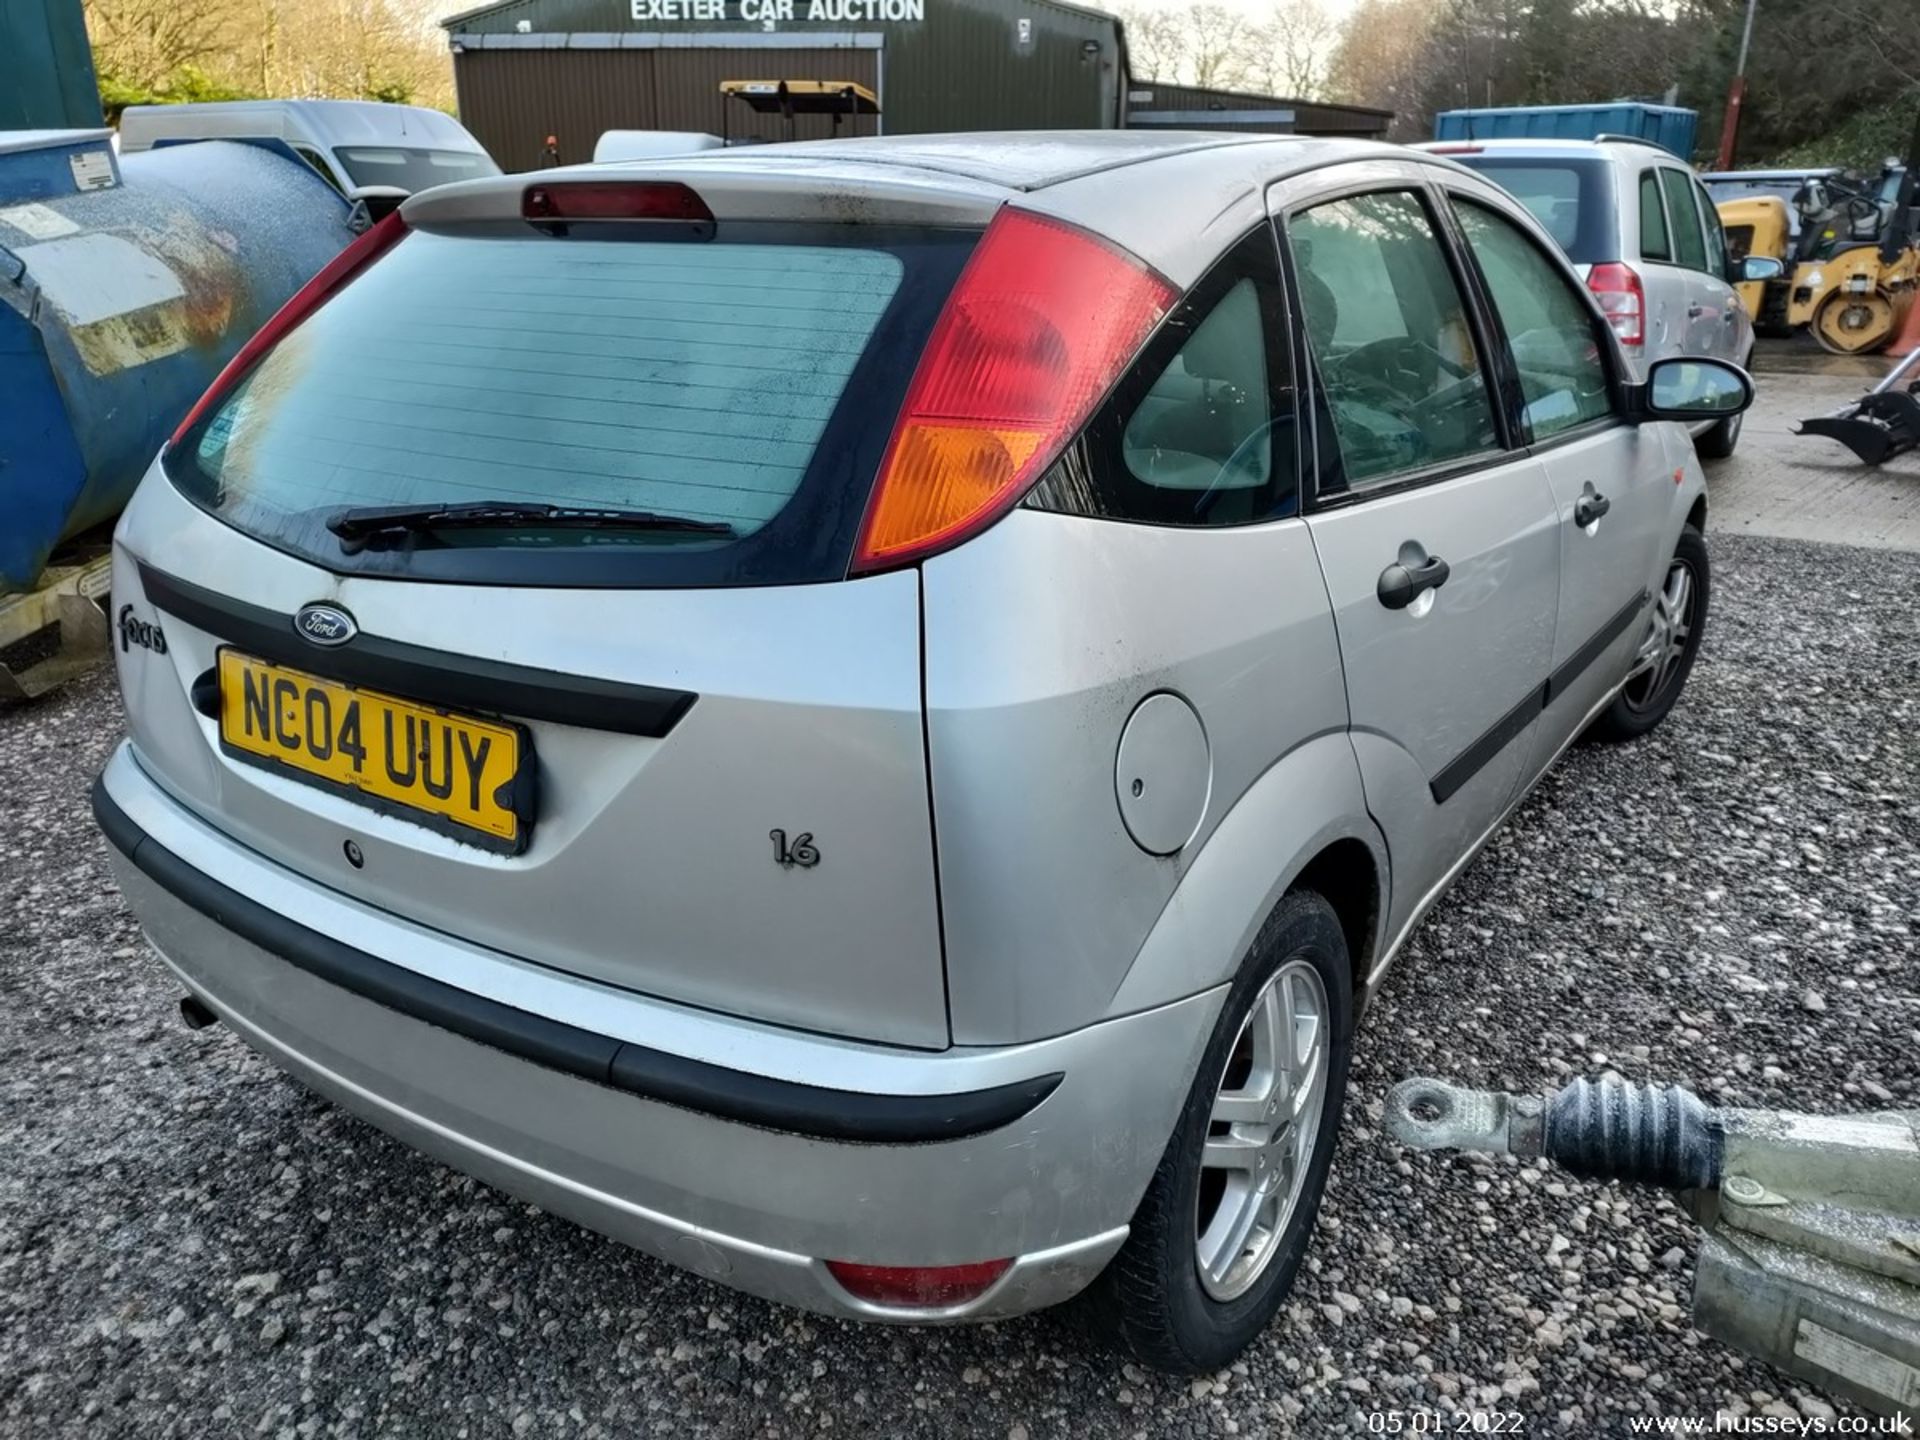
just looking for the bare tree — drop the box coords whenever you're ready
[85,0,243,88]
[1324,0,1440,138]
[1254,0,1335,99]
[1118,4,1191,83]
[1184,3,1260,90]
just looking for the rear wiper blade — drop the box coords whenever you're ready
[326,500,736,546]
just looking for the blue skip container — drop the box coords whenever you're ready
[0,130,356,592]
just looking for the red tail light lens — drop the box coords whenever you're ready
[825,1258,1012,1307]
[1587,261,1645,347]
[853,207,1177,573]
[523,181,713,222]
[167,209,410,450]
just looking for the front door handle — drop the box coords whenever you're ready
[1574,492,1612,527]
[1377,552,1450,611]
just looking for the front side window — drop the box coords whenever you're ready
[1638,171,1670,261]
[1030,227,1299,526]
[1455,200,1615,441]
[1659,169,1708,271]
[1288,190,1498,490]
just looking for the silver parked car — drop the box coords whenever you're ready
[95,133,1751,1371]
[1422,137,1776,458]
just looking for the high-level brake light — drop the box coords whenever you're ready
[522,181,713,223]
[853,207,1178,573]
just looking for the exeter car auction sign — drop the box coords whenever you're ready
[628,0,927,20]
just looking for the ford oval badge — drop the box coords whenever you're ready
[295,603,357,647]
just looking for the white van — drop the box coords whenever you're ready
[592,130,725,163]
[119,100,498,197]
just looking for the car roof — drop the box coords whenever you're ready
[1699,168,1839,181]
[408,130,1404,286]
[1417,138,1675,162]
[715,130,1290,192]
[119,100,488,153]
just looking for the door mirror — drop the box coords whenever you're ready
[1641,357,1753,421]
[1740,254,1785,282]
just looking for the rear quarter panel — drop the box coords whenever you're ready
[920,508,1357,1045]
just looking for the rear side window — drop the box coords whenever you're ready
[1444,157,1615,265]
[1659,170,1708,270]
[169,223,972,587]
[1289,190,1499,490]
[1029,226,1299,527]
[1638,172,1670,260]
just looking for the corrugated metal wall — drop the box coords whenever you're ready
[444,0,1124,145]
[453,48,880,168]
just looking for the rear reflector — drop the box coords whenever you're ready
[852,207,1177,573]
[1587,261,1646,347]
[825,1258,1013,1308]
[523,181,713,223]
[167,209,410,450]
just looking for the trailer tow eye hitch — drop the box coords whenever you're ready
[1386,1074,1919,1419]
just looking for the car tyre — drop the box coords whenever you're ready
[1695,408,1741,460]
[1588,525,1709,743]
[1076,890,1353,1373]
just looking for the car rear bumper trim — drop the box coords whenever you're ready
[92,772,1059,1145]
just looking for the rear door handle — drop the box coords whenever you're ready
[1377,552,1450,610]
[1687,303,1709,318]
[1574,492,1612,527]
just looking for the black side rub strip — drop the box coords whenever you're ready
[138,562,697,740]
[1430,590,1650,805]
[1546,590,1649,706]
[1430,682,1546,806]
[92,779,1060,1144]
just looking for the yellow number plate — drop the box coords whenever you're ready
[216,649,530,851]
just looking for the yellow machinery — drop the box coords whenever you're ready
[1788,231,1919,355]
[1716,194,1793,328]
[1717,187,1919,353]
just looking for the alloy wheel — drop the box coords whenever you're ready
[1194,958,1329,1302]
[1624,556,1696,712]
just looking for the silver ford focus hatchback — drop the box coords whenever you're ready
[96,133,1751,1371]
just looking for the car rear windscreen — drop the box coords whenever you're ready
[168,223,973,587]
[1449,158,1614,266]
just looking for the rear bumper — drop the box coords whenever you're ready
[95,742,1222,1322]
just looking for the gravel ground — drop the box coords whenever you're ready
[2,532,1915,1439]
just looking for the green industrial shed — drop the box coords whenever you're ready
[442,0,1131,169]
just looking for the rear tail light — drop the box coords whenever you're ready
[522,181,713,223]
[1587,261,1645,347]
[167,209,410,450]
[825,1258,1012,1308]
[852,207,1177,573]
